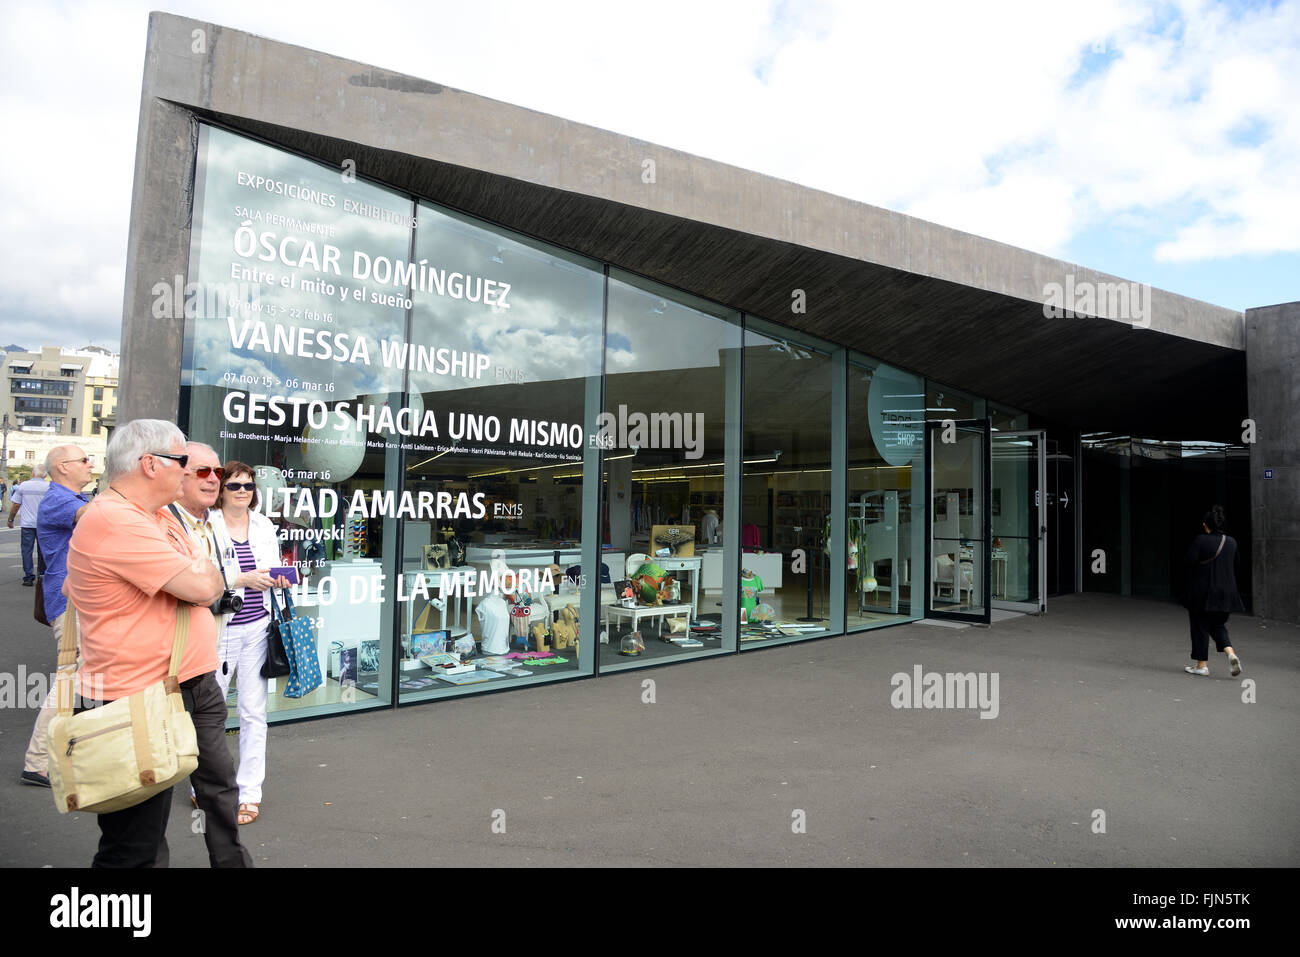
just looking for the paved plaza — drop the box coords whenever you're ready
[1,526,1295,868]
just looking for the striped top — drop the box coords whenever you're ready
[228,538,268,625]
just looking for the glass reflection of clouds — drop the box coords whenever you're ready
[606,272,737,376]
[190,126,412,402]
[410,203,602,394]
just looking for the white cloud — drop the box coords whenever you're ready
[0,0,1296,353]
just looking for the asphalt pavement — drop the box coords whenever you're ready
[1,524,1296,867]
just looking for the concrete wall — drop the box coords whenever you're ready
[1245,301,1300,623]
[117,11,1244,429]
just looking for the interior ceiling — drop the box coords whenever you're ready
[201,111,1248,444]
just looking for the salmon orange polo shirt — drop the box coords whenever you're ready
[66,491,219,701]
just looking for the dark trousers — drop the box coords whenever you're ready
[20,526,36,580]
[184,671,253,867]
[85,672,253,868]
[1188,609,1231,661]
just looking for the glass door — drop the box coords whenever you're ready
[1046,442,1076,596]
[991,430,1046,613]
[925,419,990,623]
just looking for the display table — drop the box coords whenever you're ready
[604,602,692,637]
[651,556,702,619]
[402,566,476,639]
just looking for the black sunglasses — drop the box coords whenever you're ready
[142,452,189,469]
[224,482,257,492]
[192,466,225,480]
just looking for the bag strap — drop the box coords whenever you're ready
[55,602,192,716]
[168,504,230,588]
[268,587,289,621]
[55,605,80,717]
[165,605,191,690]
[1200,534,1226,565]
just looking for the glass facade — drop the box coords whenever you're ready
[600,271,741,666]
[846,356,925,629]
[740,320,837,646]
[180,123,1031,725]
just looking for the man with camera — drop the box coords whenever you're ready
[172,443,285,825]
[65,420,251,867]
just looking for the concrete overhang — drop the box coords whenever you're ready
[125,12,1248,440]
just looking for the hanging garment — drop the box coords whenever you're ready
[701,510,719,545]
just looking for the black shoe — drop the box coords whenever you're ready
[21,579,34,587]
[20,770,50,788]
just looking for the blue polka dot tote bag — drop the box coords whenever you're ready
[268,589,323,698]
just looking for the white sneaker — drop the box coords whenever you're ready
[1184,665,1209,676]
[1227,652,1241,677]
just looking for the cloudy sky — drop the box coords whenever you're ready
[0,0,1296,353]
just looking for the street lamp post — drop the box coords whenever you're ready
[0,413,11,482]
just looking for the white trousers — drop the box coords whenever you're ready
[24,612,71,774]
[214,615,271,804]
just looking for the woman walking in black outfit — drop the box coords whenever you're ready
[1183,505,1245,676]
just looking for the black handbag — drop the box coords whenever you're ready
[261,589,291,678]
[33,543,49,627]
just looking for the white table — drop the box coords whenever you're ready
[650,556,702,620]
[402,567,476,639]
[604,602,692,637]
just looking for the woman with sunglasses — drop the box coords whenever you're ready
[208,462,290,826]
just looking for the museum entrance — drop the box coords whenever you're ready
[990,429,1047,614]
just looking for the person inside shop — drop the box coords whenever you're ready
[207,460,290,826]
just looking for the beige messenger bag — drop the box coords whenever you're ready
[47,604,200,814]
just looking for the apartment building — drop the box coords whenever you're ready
[2,345,119,437]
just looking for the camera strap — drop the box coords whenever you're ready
[167,504,230,588]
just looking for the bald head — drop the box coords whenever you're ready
[45,444,93,492]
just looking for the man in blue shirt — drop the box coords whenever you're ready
[20,446,93,787]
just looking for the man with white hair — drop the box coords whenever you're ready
[64,419,252,868]
[19,445,94,787]
[7,462,49,585]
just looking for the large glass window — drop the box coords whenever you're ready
[600,271,741,668]
[739,320,838,646]
[172,123,1054,720]
[184,124,415,719]
[395,201,603,699]
[846,357,925,628]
